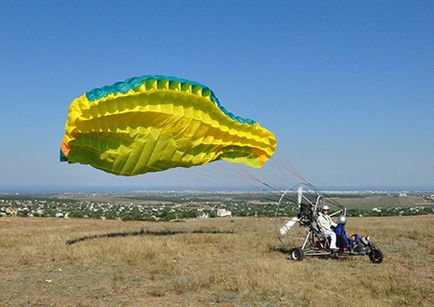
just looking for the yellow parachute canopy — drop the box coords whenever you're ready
[60,75,277,176]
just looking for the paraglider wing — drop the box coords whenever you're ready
[60,75,277,176]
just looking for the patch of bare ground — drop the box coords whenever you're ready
[0,215,432,306]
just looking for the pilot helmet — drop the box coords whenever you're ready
[338,215,346,225]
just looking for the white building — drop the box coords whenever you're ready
[216,209,232,217]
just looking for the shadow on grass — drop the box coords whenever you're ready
[66,228,234,245]
[271,245,292,255]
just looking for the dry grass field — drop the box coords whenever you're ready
[0,215,433,306]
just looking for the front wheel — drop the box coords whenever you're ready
[368,248,384,264]
[289,247,305,261]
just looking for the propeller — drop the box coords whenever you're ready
[297,186,303,205]
[279,186,303,235]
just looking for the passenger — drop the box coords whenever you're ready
[317,205,338,250]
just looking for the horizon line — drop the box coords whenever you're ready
[0,184,433,194]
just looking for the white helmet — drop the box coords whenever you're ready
[322,205,330,212]
[338,215,346,224]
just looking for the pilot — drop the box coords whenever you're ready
[335,215,351,249]
[335,215,362,251]
[317,205,338,250]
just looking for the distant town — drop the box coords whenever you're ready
[0,191,433,221]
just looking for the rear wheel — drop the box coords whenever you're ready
[368,248,384,263]
[289,247,305,261]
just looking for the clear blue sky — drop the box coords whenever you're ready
[1,1,433,191]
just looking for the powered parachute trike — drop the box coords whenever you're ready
[275,183,384,263]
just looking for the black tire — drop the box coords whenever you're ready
[289,247,305,261]
[368,248,384,264]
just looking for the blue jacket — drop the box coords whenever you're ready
[335,224,351,248]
